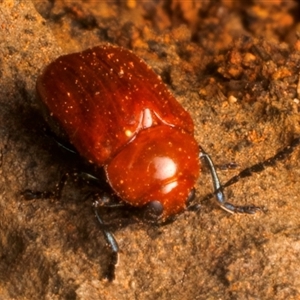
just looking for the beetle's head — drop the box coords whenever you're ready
[105,126,200,220]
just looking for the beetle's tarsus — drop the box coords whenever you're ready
[22,171,69,201]
[220,203,261,214]
[105,252,119,281]
[21,189,56,200]
[95,209,119,281]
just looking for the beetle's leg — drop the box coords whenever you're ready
[90,190,126,209]
[199,147,260,214]
[186,188,201,212]
[43,126,78,154]
[94,208,119,281]
[221,137,300,190]
[199,137,300,213]
[215,162,238,170]
[22,172,69,200]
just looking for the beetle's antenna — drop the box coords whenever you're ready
[199,146,260,214]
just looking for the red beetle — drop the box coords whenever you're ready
[33,45,260,280]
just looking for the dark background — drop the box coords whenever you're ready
[1,1,300,299]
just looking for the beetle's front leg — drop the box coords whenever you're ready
[199,146,260,214]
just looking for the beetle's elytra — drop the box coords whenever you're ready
[34,45,261,280]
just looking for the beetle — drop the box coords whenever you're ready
[31,45,262,280]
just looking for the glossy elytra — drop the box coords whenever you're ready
[30,45,298,281]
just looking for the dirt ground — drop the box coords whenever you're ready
[1,1,300,299]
